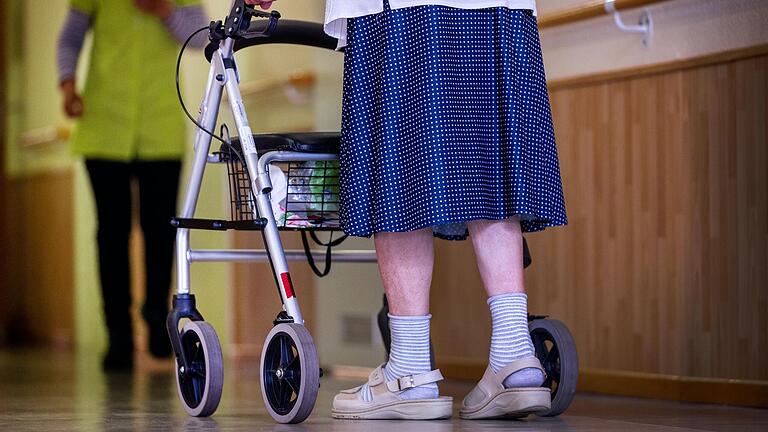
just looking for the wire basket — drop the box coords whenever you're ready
[222,145,341,231]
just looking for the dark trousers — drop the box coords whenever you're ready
[85,159,181,349]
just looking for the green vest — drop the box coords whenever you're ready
[70,0,199,161]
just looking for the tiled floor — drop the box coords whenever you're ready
[1,348,766,431]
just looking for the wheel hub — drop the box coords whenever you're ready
[275,367,285,380]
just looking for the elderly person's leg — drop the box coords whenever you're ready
[375,229,433,315]
[331,228,451,419]
[373,228,438,399]
[468,218,544,387]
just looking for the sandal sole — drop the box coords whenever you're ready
[460,387,551,419]
[332,397,453,420]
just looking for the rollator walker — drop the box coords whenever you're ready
[167,1,578,423]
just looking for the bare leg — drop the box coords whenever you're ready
[374,228,434,315]
[332,229,442,417]
[468,218,543,388]
[468,218,525,296]
[373,228,437,399]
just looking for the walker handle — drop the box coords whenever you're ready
[205,19,338,63]
[221,0,280,38]
[204,3,283,61]
[233,20,338,53]
[241,10,282,38]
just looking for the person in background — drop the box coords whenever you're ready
[249,0,566,420]
[57,0,208,372]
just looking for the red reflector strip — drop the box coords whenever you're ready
[280,272,295,298]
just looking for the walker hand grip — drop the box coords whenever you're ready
[242,10,281,38]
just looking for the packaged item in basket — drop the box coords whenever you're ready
[308,161,339,214]
[284,161,340,227]
[286,165,313,217]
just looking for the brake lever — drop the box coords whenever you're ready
[204,1,281,62]
[241,10,281,38]
[223,0,281,39]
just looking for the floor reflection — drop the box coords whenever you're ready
[0,348,766,431]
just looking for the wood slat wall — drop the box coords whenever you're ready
[432,54,768,383]
[4,172,75,346]
[0,0,8,343]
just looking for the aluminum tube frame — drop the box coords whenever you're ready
[175,49,225,295]
[218,40,307,324]
[188,249,377,263]
[174,37,368,325]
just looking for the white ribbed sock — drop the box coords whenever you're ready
[488,293,545,388]
[361,314,438,401]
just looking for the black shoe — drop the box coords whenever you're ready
[103,347,134,373]
[142,304,173,358]
[148,326,173,359]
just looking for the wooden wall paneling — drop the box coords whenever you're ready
[0,0,8,342]
[548,46,768,92]
[432,53,768,399]
[6,172,75,346]
[579,368,768,408]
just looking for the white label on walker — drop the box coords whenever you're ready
[239,127,256,153]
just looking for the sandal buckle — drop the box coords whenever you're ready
[398,375,416,390]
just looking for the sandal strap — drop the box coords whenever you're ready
[385,369,444,392]
[496,356,545,386]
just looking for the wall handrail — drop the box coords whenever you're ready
[538,0,668,29]
[20,70,316,149]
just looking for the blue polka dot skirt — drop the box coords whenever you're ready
[339,2,567,240]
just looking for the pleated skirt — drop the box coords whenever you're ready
[339,2,567,240]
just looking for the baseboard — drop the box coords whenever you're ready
[228,343,263,359]
[578,368,768,409]
[435,358,768,409]
[233,348,768,408]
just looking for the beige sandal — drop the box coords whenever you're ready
[460,356,551,419]
[332,364,453,420]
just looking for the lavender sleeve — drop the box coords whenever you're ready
[57,9,92,83]
[163,5,209,49]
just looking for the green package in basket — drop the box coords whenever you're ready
[306,161,339,214]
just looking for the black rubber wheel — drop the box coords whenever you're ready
[530,318,578,417]
[260,323,320,424]
[174,321,224,417]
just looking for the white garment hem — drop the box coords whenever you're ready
[325,0,538,50]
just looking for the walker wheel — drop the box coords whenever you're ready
[174,321,224,417]
[260,323,320,424]
[529,318,579,417]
